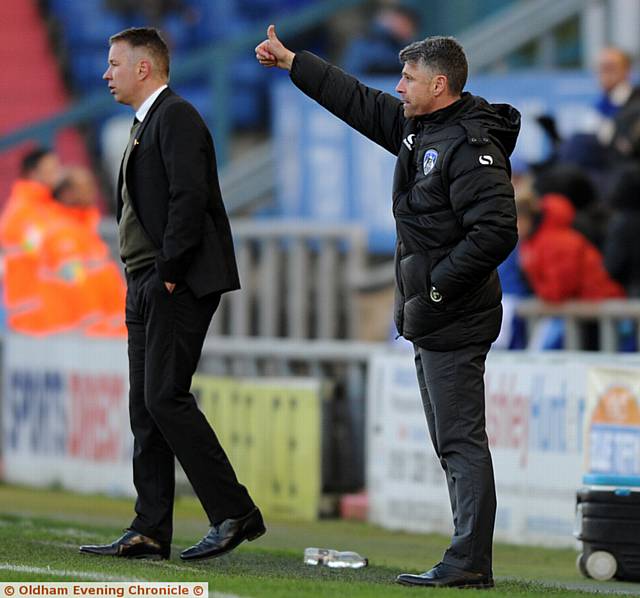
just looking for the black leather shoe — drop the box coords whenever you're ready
[180,507,266,561]
[79,530,170,560]
[396,562,494,588]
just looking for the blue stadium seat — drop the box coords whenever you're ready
[160,13,196,51]
[69,51,110,93]
[49,0,321,127]
[172,83,212,122]
[189,0,250,44]
[236,0,317,19]
[175,78,265,130]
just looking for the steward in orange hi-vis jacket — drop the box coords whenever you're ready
[0,178,66,310]
[0,162,127,337]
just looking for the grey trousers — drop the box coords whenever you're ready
[414,343,496,575]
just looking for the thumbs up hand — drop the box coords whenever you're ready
[255,24,295,71]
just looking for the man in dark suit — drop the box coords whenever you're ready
[80,27,264,561]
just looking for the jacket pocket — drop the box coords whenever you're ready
[399,252,431,299]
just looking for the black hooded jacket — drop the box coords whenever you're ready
[290,51,520,350]
[603,166,640,297]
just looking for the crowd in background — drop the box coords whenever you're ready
[338,5,640,352]
[4,2,640,349]
[0,148,126,337]
[497,46,640,350]
[339,11,640,352]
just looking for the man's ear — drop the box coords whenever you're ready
[137,59,152,80]
[433,74,448,97]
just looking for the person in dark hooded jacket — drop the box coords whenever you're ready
[603,166,640,297]
[256,26,519,589]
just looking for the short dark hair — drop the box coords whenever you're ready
[399,36,468,95]
[20,147,53,177]
[109,27,170,77]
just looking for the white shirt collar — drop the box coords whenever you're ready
[135,84,168,122]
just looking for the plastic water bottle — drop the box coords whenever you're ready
[303,547,368,568]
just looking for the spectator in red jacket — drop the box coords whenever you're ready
[519,193,624,302]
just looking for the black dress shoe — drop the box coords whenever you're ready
[396,562,494,588]
[180,507,266,561]
[79,530,170,560]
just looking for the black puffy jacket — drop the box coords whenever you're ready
[291,51,520,350]
[610,87,640,161]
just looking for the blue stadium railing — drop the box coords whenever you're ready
[0,0,367,166]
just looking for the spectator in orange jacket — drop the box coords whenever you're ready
[519,193,625,302]
[53,167,126,337]
[0,148,65,311]
[7,167,127,337]
[1,156,126,337]
[0,147,63,252]
[53,166,101,232]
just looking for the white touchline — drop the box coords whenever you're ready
[145,560,211,573]
[0,563,137,581]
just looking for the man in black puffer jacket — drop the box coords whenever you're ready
[256,26,519,589]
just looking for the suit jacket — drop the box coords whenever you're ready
[116,87,240,298]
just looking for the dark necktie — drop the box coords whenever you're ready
[129,117,140,145]
[122,117,142,197]
[124,117,141,164]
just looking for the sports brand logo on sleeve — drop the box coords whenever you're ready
[423,149,439,175]
[403,134,416,150]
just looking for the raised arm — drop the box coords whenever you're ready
[256,24,405,155]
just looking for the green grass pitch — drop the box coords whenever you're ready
[1,484,639,597]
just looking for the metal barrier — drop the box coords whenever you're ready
[101,218,368,339]
[213,220,367,339]
[219,141,275,215]
[460,0,587,71]
[515,298,640,352]
[345,259,640,353]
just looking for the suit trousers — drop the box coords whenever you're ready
[414,343,496,575]
[125,266,254,544]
